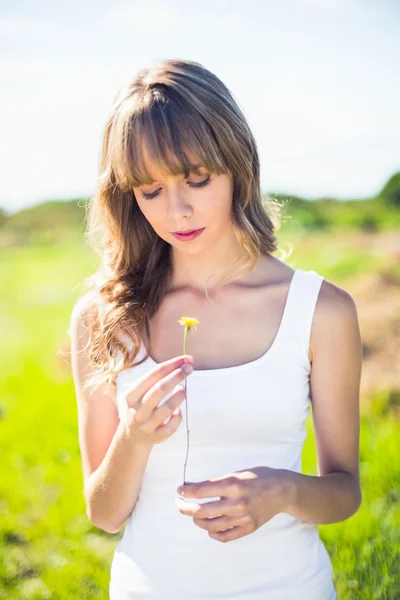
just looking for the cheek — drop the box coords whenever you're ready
[136,198,159,226]
[206,186,232,223]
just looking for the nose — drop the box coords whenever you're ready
[166,186,193,222]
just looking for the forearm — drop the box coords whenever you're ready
[84,419,153,534]
[279,468,362,525]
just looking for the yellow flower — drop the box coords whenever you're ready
[178,316,199,355]
[177,315,199,486]
[177,316,200,329]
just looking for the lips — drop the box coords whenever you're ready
[172,228,205,241]
[174,229,201,234]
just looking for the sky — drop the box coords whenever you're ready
[0,0,399,214]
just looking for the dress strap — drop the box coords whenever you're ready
[278,268,324,370]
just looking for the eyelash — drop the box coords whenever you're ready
[139,176,211,200]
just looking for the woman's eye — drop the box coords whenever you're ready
[140,175,211,200]
[189,175,211,190]
[140,188,161,200]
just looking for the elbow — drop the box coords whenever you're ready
[354,488,362,515]
[97,520,122,535]
[86,507,122,535]
[84,482,122,534]
[350,481,362,518]
[101,524,122,535]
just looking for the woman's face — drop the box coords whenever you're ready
[132,154,234,253]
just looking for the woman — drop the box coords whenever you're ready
[70,58,362,599]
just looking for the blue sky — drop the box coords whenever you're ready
[0,0,399,213]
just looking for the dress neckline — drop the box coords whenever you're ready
[144,268,300,377]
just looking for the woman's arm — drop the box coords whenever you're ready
[83,422,153,534]
[280,280,362,524]
[279,469,361,525]
[70,299,153,534]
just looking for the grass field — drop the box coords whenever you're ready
[1,228,399,599]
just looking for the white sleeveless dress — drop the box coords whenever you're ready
[109,268,337,599]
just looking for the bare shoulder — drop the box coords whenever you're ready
[310,277,360,363]
[69,292,112,403]
[70,292,99,332]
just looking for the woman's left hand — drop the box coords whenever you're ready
[175,466,291,543]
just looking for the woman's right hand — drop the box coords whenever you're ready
[123,355,194,446]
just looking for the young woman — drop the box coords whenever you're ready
[70,58,362,599]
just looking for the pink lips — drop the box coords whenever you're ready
[172,228,205,241]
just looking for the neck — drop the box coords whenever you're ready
[168,227,244,295]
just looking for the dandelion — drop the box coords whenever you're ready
[177,316,199,484]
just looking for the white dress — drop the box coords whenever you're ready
[109,268,337,599]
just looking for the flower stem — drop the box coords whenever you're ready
[183,327,190,485]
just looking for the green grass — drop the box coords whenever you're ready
[302,410,400,599]
[1,232,399,599]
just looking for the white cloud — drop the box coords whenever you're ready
[0,59,139,92]
[106,2,183,34]
[296,0,363,15]
[0,17,59,35]
[105,1,243,35]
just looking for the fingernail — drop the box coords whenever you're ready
[182,364,193,373]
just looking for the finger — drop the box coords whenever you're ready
[176,497,246,519]
[125,354,193,407]
[208,522,255,543]
[140,385,186,432]
[152,407,182,441]
[194,514,251,533]
[135,362,192,422]
[154,385,186,426]
[178,477,238,499]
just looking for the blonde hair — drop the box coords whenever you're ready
[73,58,287,394]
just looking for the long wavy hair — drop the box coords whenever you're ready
[72,58,288,396]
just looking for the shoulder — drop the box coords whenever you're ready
[68,295,99,374]
[69,292,103,334]
[309,276,360,363]
[70,293,91,322]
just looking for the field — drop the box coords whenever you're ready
[0,227,399,599]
